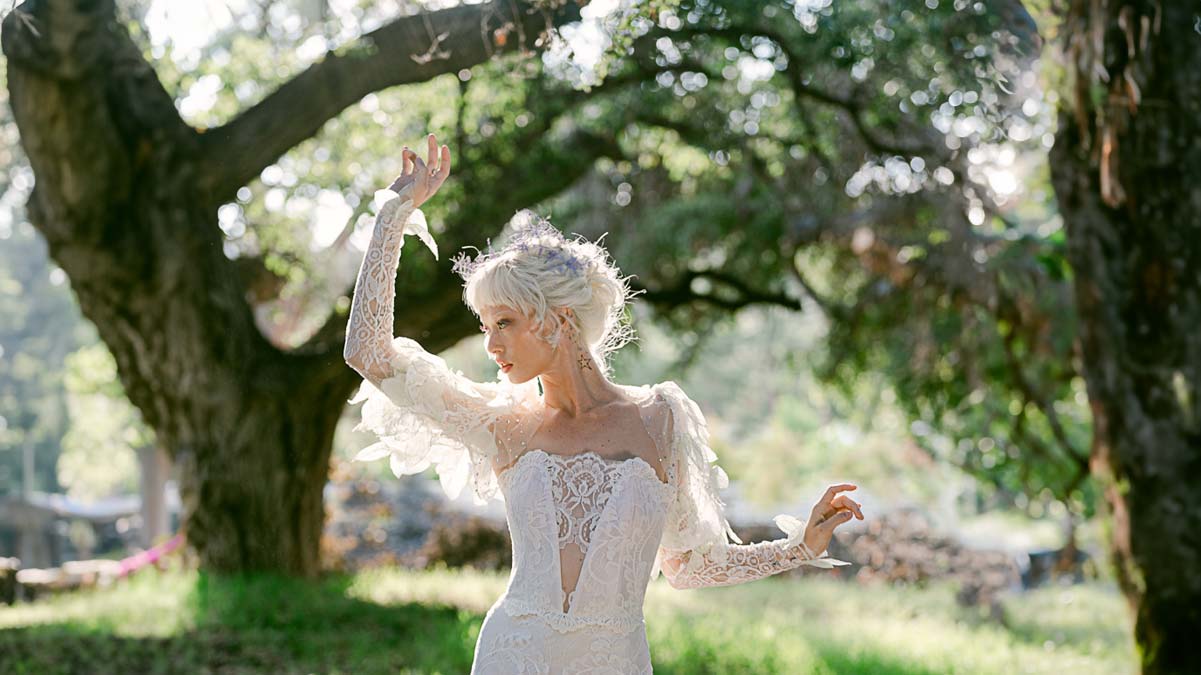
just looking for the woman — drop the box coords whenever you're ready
[344,133,865,674]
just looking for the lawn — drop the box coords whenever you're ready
[0,565,1135,674]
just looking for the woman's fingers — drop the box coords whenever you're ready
[813,484,858,519]
[413,157,429,193]
[817,511,854,533]
[437,144,451,181]
[429,144,448,187]
[396,136,450,202]
[832,494,864,520]
[820,483,857,504]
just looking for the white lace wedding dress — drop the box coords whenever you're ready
[344,184,847,674]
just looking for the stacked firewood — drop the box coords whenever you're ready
[733,507,1024,622]
[842,509,1021,591]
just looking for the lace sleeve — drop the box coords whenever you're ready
[343,182,438,385]
[343,183,539,503]
[650,382,850,589]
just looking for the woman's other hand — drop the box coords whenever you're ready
[389,133,451,209]
[801,483,863,557]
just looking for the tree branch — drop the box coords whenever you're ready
[634,269,803,313]
[197,0,584,203]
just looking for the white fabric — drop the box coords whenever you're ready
[344,188,848,673]
[348,336,542,503]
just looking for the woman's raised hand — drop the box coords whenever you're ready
[389,133,451,209]
[801,483,863,558]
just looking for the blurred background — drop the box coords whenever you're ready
[2,0,1196,673]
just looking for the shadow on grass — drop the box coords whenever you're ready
[0,571,481,675]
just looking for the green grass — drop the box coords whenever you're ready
[0,565,1135,674]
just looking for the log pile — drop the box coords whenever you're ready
[732,507,1023,620]
[841,509,1021,591]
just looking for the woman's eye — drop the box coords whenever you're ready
[497,320,509,329]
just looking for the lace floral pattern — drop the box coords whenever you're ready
[657,538,826,589]
[551,452,621,553]
[497,450,563,618]
[472,616,548,675]
[495,447,671,633]
[547,452,628,613]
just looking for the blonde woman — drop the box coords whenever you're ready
[344,133,864,673]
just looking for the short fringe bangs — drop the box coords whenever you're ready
[462,257,550,324]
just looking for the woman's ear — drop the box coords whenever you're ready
[558,308,578,336]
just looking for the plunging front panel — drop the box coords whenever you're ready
[496,448,673,633]
[547,451,625,612]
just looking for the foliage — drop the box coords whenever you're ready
[0,211,90,499]
[2,0,1094,560]
[56,344,154,501]
[435,0,1088,515]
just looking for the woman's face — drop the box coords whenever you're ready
[479,304,561,384]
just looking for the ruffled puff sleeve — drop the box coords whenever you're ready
[348,336,541,504]
[651,381,851,590]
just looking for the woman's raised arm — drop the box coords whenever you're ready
[341,134,536,503]
[343,134,450,385]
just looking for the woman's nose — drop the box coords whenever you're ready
[484,333,502,355]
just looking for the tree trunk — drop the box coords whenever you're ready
[1,0,581,576]
[1050,1,1201,671]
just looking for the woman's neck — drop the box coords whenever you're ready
[536,341,622,417]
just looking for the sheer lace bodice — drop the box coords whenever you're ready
[536,451,667,613]
[495,445,674,633]
[344,182,848,673]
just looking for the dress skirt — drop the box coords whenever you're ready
[471,599,654,675]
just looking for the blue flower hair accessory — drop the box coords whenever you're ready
[451,209,589,281]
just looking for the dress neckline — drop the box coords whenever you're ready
[498,448,671,487]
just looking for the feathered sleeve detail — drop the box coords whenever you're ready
[348,337,541,503]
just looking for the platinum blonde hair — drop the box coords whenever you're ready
[453,210,641,375]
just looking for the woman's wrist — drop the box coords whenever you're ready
[386,181,422,207]
[789,539,820,561]
[373,185,438,259]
